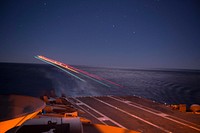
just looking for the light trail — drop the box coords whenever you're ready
[35,55,123,88]
[35,56,85,82]
[72,70,110,87]
[67,66,123,88]
[35,56,110,87]
[37,55,79,73]
[36,56,110,87]
[36,56,109,87]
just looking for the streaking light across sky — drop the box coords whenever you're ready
[66,64,123,88]
[35,55,123,88]
[34,56,85,82]
[0,1,200,69]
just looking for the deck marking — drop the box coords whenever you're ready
[93,97,171,133]
[98,117,109,121]
[76,102,84,106]
[110,96,200,130]
[69,98,107,125]
[72,98,127,129]
[124,100,132,104]
[158,113,169,117]
[78,105,107,125]
[115,96,199,125]
[109,96,200,132]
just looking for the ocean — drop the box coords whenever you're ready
[0,63,199,106]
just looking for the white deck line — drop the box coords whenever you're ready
[109,96,200,132]
[72,99,107,125]
[93,97,171,133]
[110,96,199,127]
[67,98,106,125]
[72,98,127,129]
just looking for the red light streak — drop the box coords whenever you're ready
[36,55,123,88]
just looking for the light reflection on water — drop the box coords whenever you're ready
[0,63,199,106]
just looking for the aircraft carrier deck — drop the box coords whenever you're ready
[31,55,200,132]
[67,96,200,133]
[1,95,200,133]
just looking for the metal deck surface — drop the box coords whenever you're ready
[68,96,200,133]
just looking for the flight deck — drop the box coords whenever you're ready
[68,96,200,133]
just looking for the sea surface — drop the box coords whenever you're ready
[0,63,200,106]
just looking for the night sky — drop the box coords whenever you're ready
[0,0,200,69]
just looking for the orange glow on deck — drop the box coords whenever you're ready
[84,124,140,133]
[0,109,42,133]
[0,95,45,133]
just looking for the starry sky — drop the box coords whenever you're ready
[0,0,200,69]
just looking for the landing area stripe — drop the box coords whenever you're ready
[109,96,200,132]
[92,97,171,133]
[72,98,127,129]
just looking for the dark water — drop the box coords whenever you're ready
[0,63,200,106]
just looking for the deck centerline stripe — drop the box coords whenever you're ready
[109,96,200,131]
[73,98,127,129]
[92,97,171,133]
